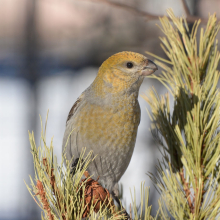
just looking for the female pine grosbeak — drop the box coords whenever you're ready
[62,51,157,201]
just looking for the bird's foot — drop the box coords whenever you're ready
[70,158,84,175]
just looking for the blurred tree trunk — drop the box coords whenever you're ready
[23,0,40,218]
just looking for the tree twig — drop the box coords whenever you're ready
[181,0,191,16]
[83,0,159,21]
[82,0,210,24]
[180,169,194,213]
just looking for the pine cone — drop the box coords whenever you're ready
[80,171,114,218]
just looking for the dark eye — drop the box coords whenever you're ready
[126,62,133,68]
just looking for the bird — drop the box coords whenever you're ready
[62,51,157,205]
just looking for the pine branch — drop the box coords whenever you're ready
[26,116,160,219]
[144,9,220,219]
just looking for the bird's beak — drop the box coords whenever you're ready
[141,59,158,76]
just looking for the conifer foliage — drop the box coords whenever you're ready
[144,9,220,219]
[26,10,220,219]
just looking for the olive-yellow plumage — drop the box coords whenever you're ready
[62,51,157,197]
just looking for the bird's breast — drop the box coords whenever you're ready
[71,97,141,183]
[76,98,140,153]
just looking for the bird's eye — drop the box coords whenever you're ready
[126,62,133,68]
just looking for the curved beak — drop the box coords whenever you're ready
[141,59,158,76]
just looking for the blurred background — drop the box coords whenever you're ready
[0,0,219,219]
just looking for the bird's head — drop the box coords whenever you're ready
[92,51,158,97]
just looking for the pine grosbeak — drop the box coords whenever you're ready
[62,51,157,200]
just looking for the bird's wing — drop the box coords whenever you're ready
[66,93,85,125]
[62,92,86,164]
